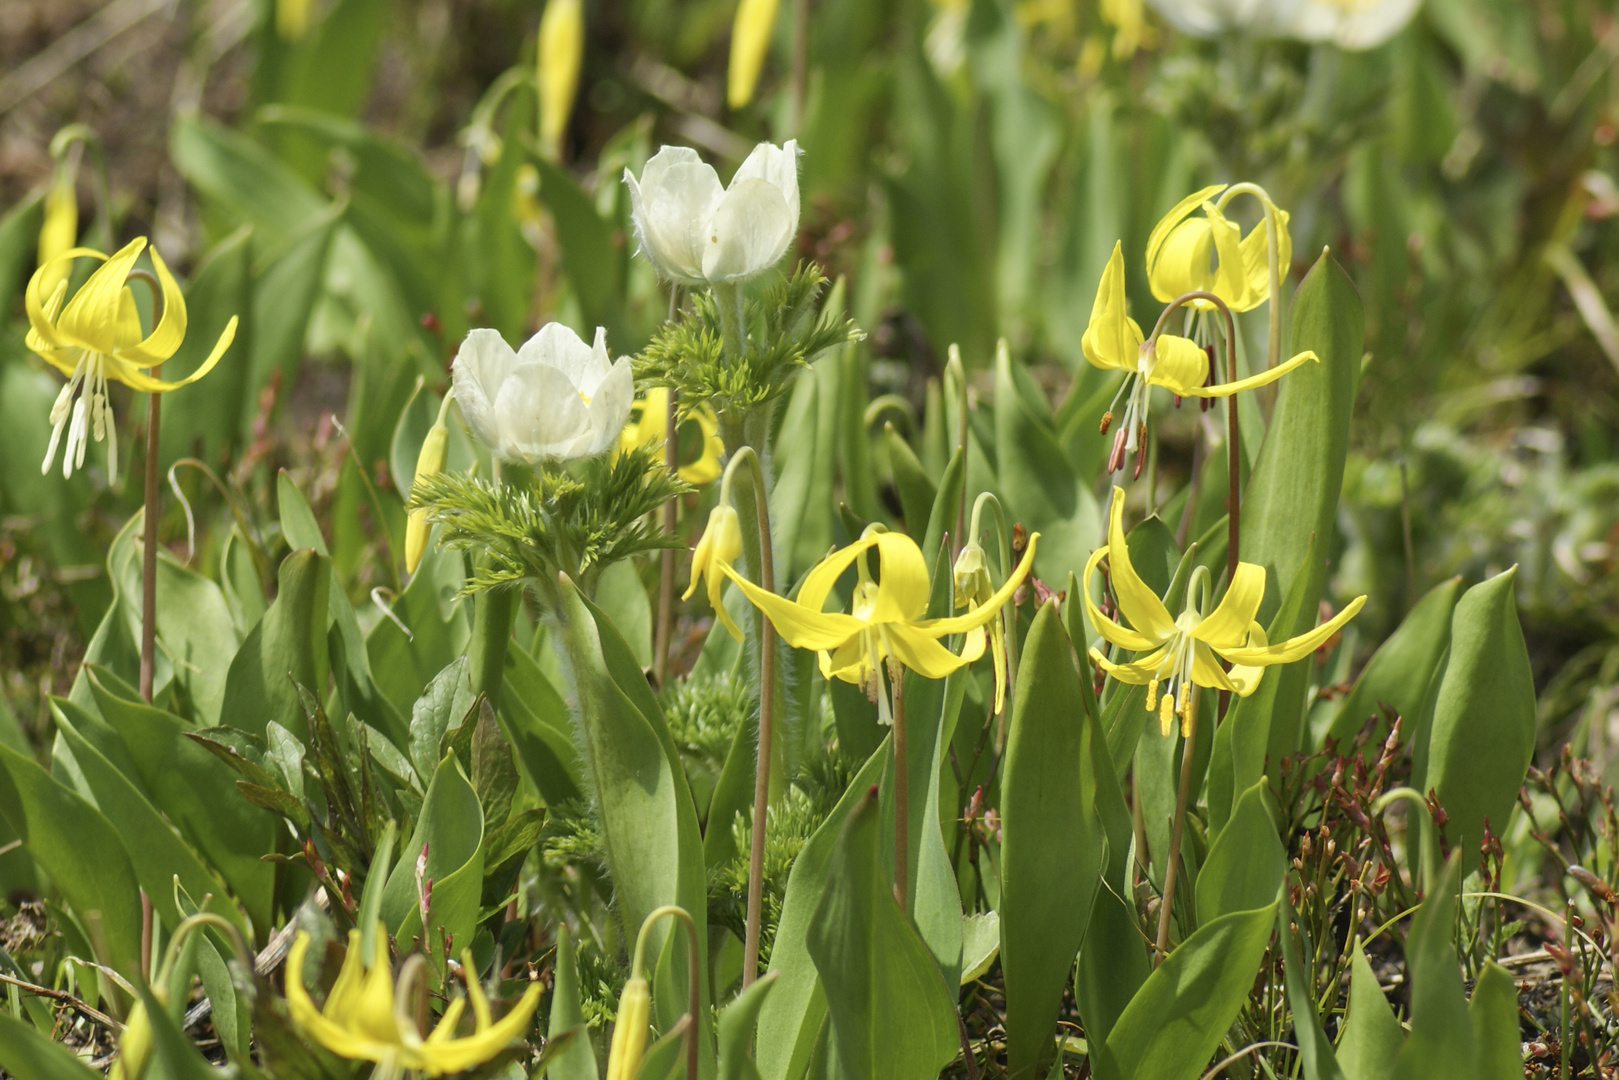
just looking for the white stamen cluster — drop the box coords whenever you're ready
[43,352,116,483]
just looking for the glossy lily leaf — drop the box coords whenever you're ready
[718,972,779,1080]
[548,923,599,1080]
[1338,938,1405,1080]
[0,1012,103,1080]
[805,786,960,1080]
[1195,781,1285,925]
[220,548,331,740]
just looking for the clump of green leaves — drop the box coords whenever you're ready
[637,263,859,430]
[410,442,691,597]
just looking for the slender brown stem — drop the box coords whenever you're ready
[1155,691,1201,964]
[892,668,909,909]
[140,891,153,977]
[655,387,679,688]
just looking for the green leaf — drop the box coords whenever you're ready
[806,787,960,1080]
[380,754,485,974]
[0,1012,102,1080]
[471,699,518,831]
[999,601,1105,1079]
[1099,902,1279,1080]
[532,155,626,339]
[885,425,937,536]
[247,203,343,419]
[555,579,712,1048]
[755,740,889,1080]
[367,541,472,721]
[170,114,325,236]
[51,699,242,936]
[86,668,279,937]
[278,469,328,554]
[220,549,331,740]
[960,912,1000,984]
[1278,900,1345,1080]
[151,551,242,726]
[547,923,599,1080]
[1197,781,1285,924]
[1391,853,1475,1080]
[0,191,43,313]
[1237,250,1362,765]
[499,644,585,807]
[718,972,779,1080]
[1423,567,1536,858]
[1321,577,1462,750]
[1338,939,1405,1080]
[595,559,653,671]
[0,743,144,979]
[409,657,476,783]
[1469,962,1521,1080]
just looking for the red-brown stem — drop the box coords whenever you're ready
[734,448,777,990]
[655,387,678,687]
[132,269,165,704]
[892,672,908,908]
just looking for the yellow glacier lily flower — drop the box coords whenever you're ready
[952,538,1010,715]
[538,0,584,156]
[25,237,237,484]
[1082,241,1315,469]
[728,0,781,109]
[1083,488,1364,737]
[723,526,1037,705]
[1145,184,1292,313]
[685,502,745,641]
[620,387,724,485]
[285,927,541,1077]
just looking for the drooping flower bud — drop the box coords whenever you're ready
[36,154,78,300]
[405,395,452,574]
[538,0,584,157]
[686,502,744,640]
[727,0,781,109]
[604,975,650,1080]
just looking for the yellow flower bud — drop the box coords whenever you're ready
[686,503,744,641]
[277,0,313,40]
[114,991,162,1080]
[405,418,449,574]
[538,0,584,156]
[604,976,650,1080]
[727,0,781,109]
[37,166,78,300]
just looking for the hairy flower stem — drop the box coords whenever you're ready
[722,448,777,989]
[633,906,702,1080]
[129,270,164,705]
[655,386,679,687]
[470,460,514,708]
[1155,689,1201,964]
[1217,183,1284,374]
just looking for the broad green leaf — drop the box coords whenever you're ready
[0,743,144,979]
[408,657,475,782]
[1237,250,1362,765]
[806,787,960,1080]
[556,581,711,1054]
[278,469,328,554]
[247,203,343,419]
[1195,781,1285,924]
[548,923,599,1080]
[533,155,626,340]
[87,668,278,936]
[220,548,331,740]
[960,912,1000,984]
[0,191,44,312]
[158,227,254,466]
[51,699,242,936]
[380,754,485,976]
[595,559,653,671]
[220,527,267,635]
[367,541,471,720]
[1321,576,1461,749]
[885,424,937,536]
[1423,568,1536,857]
[0,1012,102,1080]
[1338,939,1405,1080]
[718,972,779,1080]
[1099,901,1278,1080]
[499,643,585,806]
[756,740,889,1080]
[1390,853,1474,1080]
[1469,962,1521,1080]
[134,979,222,1080]
[151,551,242,726]
[170,114,325,236]
[999,601,1105,1079]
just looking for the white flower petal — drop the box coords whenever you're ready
[516,322,600,391]
[644,161,725,283]
[702,178,793,283]
[583,356,634,457]
[451,328,517,452]
[732,139,800,241]
[494,360,591,463]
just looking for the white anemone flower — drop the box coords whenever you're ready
[451,323,632,465]
[622,140,800,287]
[1146,0,1419,49]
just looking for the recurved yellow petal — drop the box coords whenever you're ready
[106,317,238,393]
[1190,561,1265,647]
[1081,241,1143,373]
[1182,349,1317,399]
[885,624,972,680]
[721,565,866,651]
[1080,544,1160,652]
[1145,334,1209,396]
[112,245,187,368]
[420,984,541,1074]
[1103,488,1177,640]
[1088,644,1171,684]
[55,237,145,351]
[869,531,932,624]
[1145,184,1225,301]
[796,532,880,614]
[913,532,1038,636]
[1217,594,1366,666]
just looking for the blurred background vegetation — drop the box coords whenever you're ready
[0,0,1615,777]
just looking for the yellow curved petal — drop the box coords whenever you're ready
[1182,349,1316,399]
[1216,594,1366,667]
[1088,644,1170,685]
[959,623,986,664]
[1146,335,1209,396]
[821,636,867,683]
[285,932,400,1065]
[25,247,108,351]
[989,619,1007,714]
[1190,562,1266,648]
[721,564,866,651]
[1201,200,1253,311]
[116,287,143,350]
[796,533,880,615]
[1103,488,1177,640]
[353,948,402,1044]
[871,531,932,624]
[421,983,542,1075]
[1145,184,1226,301]
[1079,546,1160,652]
[1237,203,1291,303]
[1150,218,1214,302]
[321,930,368,1018]
[113,245,188,367]
[461,949,493,1030]
[426,997,468,1044]
[109,316,238,393]
[912,533,1039,637]
[1189,641,1242,693]
[884,624,970,680]
[1080,241,1143,373]
[56,238,146,352]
